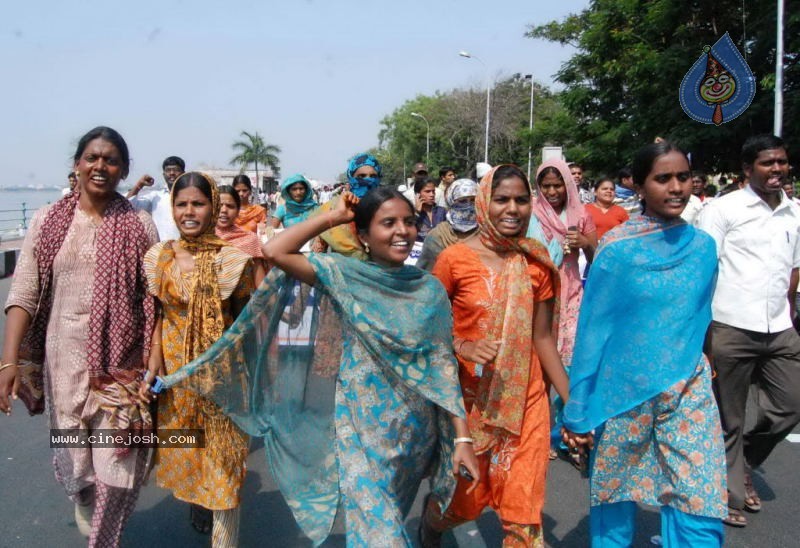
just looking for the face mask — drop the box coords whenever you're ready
[447,201,478,232]
[349,176,381,198]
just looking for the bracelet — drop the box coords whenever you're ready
[453,437,474,445]
[0,363,19,373]
[454,339,468,356]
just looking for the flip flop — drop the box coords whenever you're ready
[723,508,747,528]
[744,471,762,512]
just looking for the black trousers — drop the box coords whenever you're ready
[708,321,800,509]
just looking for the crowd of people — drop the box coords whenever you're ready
[0,125,798,548]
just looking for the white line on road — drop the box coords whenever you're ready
[452,522,488,548]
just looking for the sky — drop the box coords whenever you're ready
[0,0,588,187]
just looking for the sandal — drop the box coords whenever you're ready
[190,503,212,534]
[723,508,747,528]
[744,471,762,513]
[549,448,558,460]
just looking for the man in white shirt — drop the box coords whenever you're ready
[127,156,185,241]
[697,135,800,528]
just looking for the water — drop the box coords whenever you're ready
[0,188,64,237]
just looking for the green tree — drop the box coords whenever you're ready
[527,0,799,174]
[377,78,573,184]
[230,131,282,190]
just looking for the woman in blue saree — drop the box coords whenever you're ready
[563,141,727,547]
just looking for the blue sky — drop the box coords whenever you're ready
[0,0,588,186]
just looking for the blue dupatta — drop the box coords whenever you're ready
[159,253,464,545]
[563,216,717,434]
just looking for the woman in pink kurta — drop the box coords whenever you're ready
[532,159,597,459]
[1,127,158,548]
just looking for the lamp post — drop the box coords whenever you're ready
[524,74,534,182]
[410,112,430,165]
[775,0,784,137]
[459,50,491,163]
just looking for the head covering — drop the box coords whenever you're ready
[468,165,560,452]
[280,173,318,225]
[412,162,428,174]
[476,162,492,180]
[445,178,478,233]
[533,158,586,245]
[346,153,382,198]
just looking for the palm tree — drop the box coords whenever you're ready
[230,131,281,191]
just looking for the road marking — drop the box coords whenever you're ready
[786,434,800,443]
[452,522,487,548]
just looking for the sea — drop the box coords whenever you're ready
[0,188,66,239]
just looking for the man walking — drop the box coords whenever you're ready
[127,155,185,241]
[698,134,800,528]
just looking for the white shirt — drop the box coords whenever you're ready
[680,194,704,225]
[129,187,179,241]
[697,186,800,333]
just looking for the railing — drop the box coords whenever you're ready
[0,202,29,243]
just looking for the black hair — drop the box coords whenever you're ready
[232,174,253,190]
[494,164,532,194]
[439,166,455,179]
[414,178,436,194]
[534,165,562,187]
[705,183,718,196]
[68,171,77,179]
[354,187,414,233]
[162,156,185,171]
[73,126,130,178]
[568,162,582,170]
[617,167,632,182]
[592,177,615,191]
[218,184,241,208]
[631,141,687,188]
[172,172,213,203]
[692,172,708,183]
[741,134,786,166]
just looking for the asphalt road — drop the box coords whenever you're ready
[0,275,798,547]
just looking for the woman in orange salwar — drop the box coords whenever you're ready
[140,172,254,548]
[423,164,570,547]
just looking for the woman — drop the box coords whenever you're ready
[416,178,478,271]
[216,184,267,286]
[563,142,727,547]
[1,126,158,547]
[259,187,480,546]
[585,177,630,240]
[423,165,570,547]
[232,174,267,233]
[271,173,318,229]
[533,159,597,460]
[414,178,447,242]
[140,172,255,547]
[312,153,383,258]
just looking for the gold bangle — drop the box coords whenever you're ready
[0,363,19,373]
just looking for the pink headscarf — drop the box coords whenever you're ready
[533,158,587,244]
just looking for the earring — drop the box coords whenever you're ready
[361,241,370,254]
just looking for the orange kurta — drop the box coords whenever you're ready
[145,242,254,510]
[234,203,267,233]
[432,243,554,526]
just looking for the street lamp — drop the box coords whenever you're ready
[459,50,491,163]
[524,74,534,182]
[410,112,430,165]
